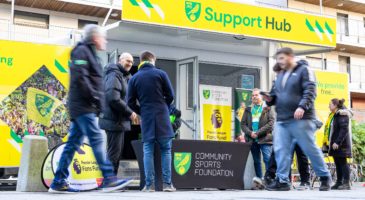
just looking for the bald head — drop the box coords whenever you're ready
[119,52,134,71]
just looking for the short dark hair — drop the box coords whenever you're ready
[273,63,282,73]
[140,51,156,62]
[275,47,294,57]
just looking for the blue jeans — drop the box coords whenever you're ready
[53,113,114,185]
[274,119,330,183]
[251,142,272,178]
[143,138,172,186]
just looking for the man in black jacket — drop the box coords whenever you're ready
[49,25,132,193]
[264,47,331,191]
[99,53,137,174]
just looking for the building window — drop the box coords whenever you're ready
[306,56,325,70]
[78,19,98,29]
[337,13,349,36]
[339,56,350,74]
[14,11,49,29]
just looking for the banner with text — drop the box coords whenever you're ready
[200,85,232,141]
[122,0,336,47]
[42,143,103,191]
[314,71,349,147]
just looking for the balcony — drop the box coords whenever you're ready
[0,19,81,46]
[0,0,121,19]
[294,0,365,14]
[325,61,365,92]
[59,0,121,9]
[349,64,365,91]
[337,17,365,51]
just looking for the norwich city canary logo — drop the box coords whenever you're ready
[174,152,192,176]
[35,94,55,117]
[185,1,201,22]
[203,89,210,99]
[242,92,249,101]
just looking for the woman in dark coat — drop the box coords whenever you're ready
[326,98,353,190]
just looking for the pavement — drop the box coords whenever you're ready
[1,183,364,200]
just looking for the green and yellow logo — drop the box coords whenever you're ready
[185,1,201,22]
[129,0,165,19]
[35,94,55,117]
[203,89,210,99]
[242,92,249,101]
[305,19,334,42]
[174,152,192,176]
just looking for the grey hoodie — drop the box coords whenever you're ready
[268,60,317,121]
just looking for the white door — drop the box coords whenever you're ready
[176,57,199,140]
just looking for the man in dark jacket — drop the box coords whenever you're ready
[99,52,137,174]
[264,47,331,191]
[49,25,132,193]
[127,51,175,192]
[239,88,274,179]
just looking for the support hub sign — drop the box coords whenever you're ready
[123,0,336,47]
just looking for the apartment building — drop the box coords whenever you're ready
[288,0,365,121]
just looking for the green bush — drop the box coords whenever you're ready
[351,120,365,175]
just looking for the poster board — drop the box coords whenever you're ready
[0,40,71,167]
[199,85,232,141]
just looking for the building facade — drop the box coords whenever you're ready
[0,0,341,140]
[288,0,365,122]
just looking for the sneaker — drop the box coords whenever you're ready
[266,179,291,191]
[101,177,134,193]
[331,182,343,190]
[48,181,79,194]
[338,182,351,190]
[142,184,156,192]
[252,177,265,190]
[163,183,176,192]
[263,176,274,187]
[296,182,311,191]
[319,176,332,191]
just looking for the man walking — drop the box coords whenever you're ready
[49,25,132,193]
[264,47,331,191]
[99,53,137,174]
[239,88,274,179]
[127,51,176,192]
[263,145,311,190]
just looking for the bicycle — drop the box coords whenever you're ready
[309,154,337,187]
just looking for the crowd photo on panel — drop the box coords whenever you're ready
[46,24,354,193]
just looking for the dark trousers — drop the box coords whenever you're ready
[265,144,310,183]
[251,142,272,178]
[106,130,125,174]
[333,156,350,183]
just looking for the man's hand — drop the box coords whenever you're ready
[332,143,339,150]
[294,107,305,120]
[236,135,245,142]
[130,112,137,121]
[251,132,257,139]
